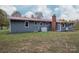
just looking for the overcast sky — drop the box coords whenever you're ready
[0,5,79,21]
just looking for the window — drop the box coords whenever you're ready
[43,22,46,25]
[62,24,64,27]
[35,22,38,25]
[40,22,42,25]
[25,21,29,27]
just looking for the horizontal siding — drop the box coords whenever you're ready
[10,20,73,32]
[10,20,51,32]
[56,23,73,32]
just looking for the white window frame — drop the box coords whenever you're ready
[24,21,29,28]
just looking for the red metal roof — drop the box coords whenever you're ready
[8,16,52,22]
[8,16,74,23]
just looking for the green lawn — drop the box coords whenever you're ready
[0,29,79,53]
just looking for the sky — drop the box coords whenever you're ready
[0,5,79,21]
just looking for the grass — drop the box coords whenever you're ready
[0,29,79,53]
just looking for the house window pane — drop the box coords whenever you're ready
[25,22,28,27]
[40,22,42,25]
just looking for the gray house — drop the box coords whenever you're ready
[9,15,74,32]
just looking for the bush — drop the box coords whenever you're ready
[74,23,79,30]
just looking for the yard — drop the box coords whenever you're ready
[0,29,79,53]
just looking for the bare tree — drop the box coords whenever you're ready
[11,11,21,17]
[35,12,43,19]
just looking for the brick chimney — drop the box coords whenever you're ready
[52,14,56,31]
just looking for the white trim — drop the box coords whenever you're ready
[24,21,29,28]
[9,18,11,32]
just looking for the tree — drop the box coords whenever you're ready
[0,9,8,30]
[35,12,43,19]
[74,20,79,30]
[11,11,21,17]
